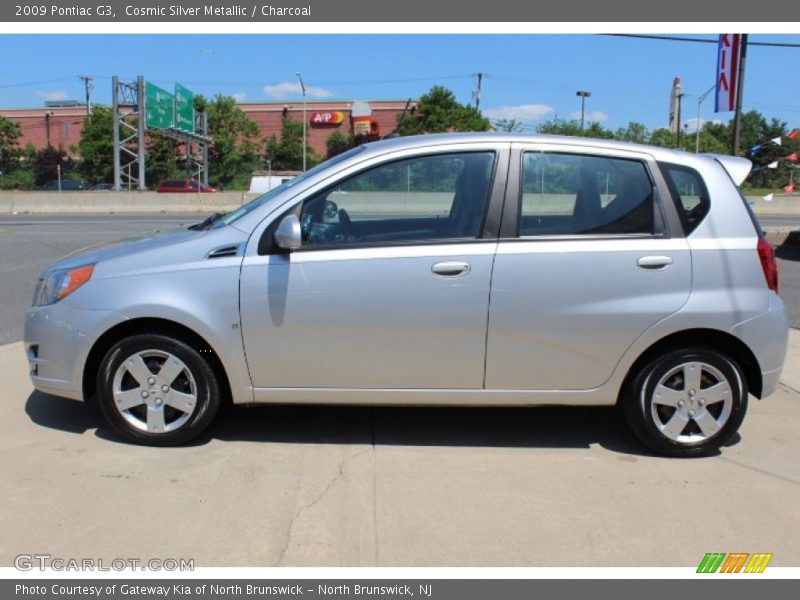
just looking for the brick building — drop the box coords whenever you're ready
[0,99,415,157]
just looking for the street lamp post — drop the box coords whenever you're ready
[695,84,716,154]
[295,72,307,172]
[576,90,591,130]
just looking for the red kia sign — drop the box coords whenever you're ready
[310,111,345,126]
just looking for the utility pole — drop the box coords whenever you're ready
[45,111,52,147]
[731,34,749,156]
[295,72,307,172]
[676,92,685,148]
[473,72,484,111]
[79,75,93,117]
[695,84,716,153]
[576,90,591,131]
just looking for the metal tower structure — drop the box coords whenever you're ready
[155,110,211,187]
[112,76,146,191]
[113,75,211,191]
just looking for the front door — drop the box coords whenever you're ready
[240,148,505,390]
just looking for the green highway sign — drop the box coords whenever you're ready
[174,83,195,133]
[145,81,174,130]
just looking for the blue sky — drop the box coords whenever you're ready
[1,34,798,132]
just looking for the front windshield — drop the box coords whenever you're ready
[215,145,368,227]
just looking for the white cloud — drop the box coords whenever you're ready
[263,81,333,99]
[36,90,69,102]
[483,104,554,123]
[569,110,609,123]
[231,92,247,103]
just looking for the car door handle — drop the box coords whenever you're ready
[637,256,673,270]
[431,261,471,277]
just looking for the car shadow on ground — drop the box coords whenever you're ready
[776,231,800,261]
[25,391,738,457]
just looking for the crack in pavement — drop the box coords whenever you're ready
[778,381,800,397]
[720,456,800,486]
[275,447,373,566]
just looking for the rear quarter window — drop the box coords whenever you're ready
[658,162,710,234]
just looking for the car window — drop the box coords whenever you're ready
[220,145,368,227]
[295,151,495,248]
[658,162,710,234]
[520,152,655,236]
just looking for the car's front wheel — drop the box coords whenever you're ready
[96,334,221,446]
[624,348,748,458]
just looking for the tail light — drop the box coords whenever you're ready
[757,236,779,293]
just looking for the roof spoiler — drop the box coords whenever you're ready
[706,154,753,187]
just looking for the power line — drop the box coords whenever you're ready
[0,76,75,89]
[604,34,800,48]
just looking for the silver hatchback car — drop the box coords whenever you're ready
[25,133,788,456]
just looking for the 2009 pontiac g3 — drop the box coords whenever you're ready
[25,133,789,456]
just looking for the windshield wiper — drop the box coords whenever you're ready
[188,212,225,231]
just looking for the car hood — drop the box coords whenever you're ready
[43,226,206,274]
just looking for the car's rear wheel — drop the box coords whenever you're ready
[97,334,220,446]
[624,348,748,458]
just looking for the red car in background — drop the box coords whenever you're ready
[156,178,217,193]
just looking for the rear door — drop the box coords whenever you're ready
[485,143,691,391]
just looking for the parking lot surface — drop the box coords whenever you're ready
[1,335,799,567]
[1,214,799,567]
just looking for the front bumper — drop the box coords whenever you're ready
[24,303,126,401]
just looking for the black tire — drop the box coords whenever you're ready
[96,334,221,446]
[623,348,748,458]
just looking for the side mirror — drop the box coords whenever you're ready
[274,214,302,251]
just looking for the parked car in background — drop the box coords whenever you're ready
[156,178,217,193]
[40,179,88,191]
[25,133,788,456]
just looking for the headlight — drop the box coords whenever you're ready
[33,264,95,307]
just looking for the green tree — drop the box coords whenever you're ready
[397,86,491,135]
[493,118,524,133]
[536,118,614,139]
[264,118,317,170]
[0,115,23,174]
[147,135,181,184]
[205,94,260,189]
[615,122,650,144]
[0,168,35,190]
[325,130,351,159]
[33,146,76,186]
[77,106,114,184]
[648,128,676,148]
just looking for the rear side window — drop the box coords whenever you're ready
[520,152,655,236]
[658,163,710,234]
